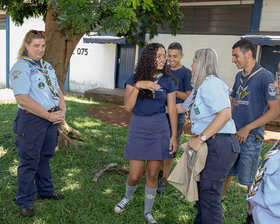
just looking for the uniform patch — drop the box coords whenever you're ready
[31,68,38,75]
[12,70,21,75]
[13,75,19,79]
[49,65,53,70]
[268,83,276,96]
[38,82,45,89]
[194,107,200,115]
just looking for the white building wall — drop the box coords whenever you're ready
[0,29,6,88]
[69,41,116,92]
[147,34,240,88]
[1,0,279,91]
[259,0,280,32]
[6,16,116,92]
[9,17,45,69]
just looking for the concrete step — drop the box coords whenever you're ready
[84,88,125,104]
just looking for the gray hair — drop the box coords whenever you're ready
[192,48,220,91]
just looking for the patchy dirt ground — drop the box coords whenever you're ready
[90,102,280,144]
[1,87,278,144]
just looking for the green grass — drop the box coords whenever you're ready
[0,96,274,224]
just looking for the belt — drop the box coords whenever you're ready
[210,133,235,139]
[48,106,59,112]
[25,106,59,114]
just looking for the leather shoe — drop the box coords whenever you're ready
[20,206,35,217]
[38,192,64,200]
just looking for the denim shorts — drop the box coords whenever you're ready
[228,134,263,186]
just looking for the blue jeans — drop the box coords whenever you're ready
[228,134,263,186]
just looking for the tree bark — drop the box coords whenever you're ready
[44,6,84,148]
[44,6,84,90]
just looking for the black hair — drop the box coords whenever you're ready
[168,42,183,53]
[134,43,176,99]
[232,38,256,59]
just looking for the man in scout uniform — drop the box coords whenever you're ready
[223,38,279,224]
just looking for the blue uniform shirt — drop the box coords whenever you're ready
[249,141,280,224]
[231,63,277,139]
[126,74,177,116]
[10,58,60,110]
[183,75,236,135]
[169,65,193,123]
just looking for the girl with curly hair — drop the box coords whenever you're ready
[114,43,178,224]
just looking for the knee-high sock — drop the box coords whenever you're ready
[125,181,138,200]
[144,185,157,215]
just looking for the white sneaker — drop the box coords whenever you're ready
[144,212,157,224]
[114,197,130,214]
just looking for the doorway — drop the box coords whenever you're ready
[115,44,136,88]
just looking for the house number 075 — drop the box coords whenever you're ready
[77,48,88,55]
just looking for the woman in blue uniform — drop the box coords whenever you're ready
[177,48,240,223]
[10,30,66,217]
[114,43,178,224]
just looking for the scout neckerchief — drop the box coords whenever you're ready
[154,72,163,84]
[247,140,280,200]
[184,91,197,124]
[238,67,263,100]
[22,56,59,100]
[152,73,164,98]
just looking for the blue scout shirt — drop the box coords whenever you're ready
[231,63,277,139]
[126,74,177,116]
[169,65,193,123]
[183,75,236,135]
[249,141,280,224]
[10,58,60,111]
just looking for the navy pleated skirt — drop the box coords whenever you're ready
[125,113,173,161]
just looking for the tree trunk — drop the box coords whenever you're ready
[44,6,84,148]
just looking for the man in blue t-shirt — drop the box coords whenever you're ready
[157,42,192,193]
[222,38,279,224]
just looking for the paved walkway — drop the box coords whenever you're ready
[0,88,15,103]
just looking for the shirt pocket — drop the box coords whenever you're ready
[192,98,210,119]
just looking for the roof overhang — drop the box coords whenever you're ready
[83,32,126,45]
[242,32,280,46]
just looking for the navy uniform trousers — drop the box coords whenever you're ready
[194,134,240,224]
[13,109,58,209]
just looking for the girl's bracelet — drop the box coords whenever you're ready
[134,83,140,90]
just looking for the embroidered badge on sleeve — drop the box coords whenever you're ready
[12,70,21,79]
[268,83,276,96]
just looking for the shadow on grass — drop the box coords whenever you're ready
[0,98,274,224]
